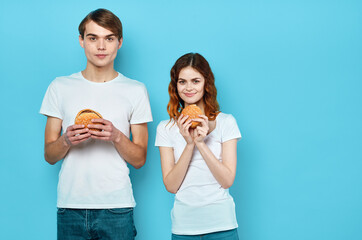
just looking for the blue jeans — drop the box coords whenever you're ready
[57,208,137,240]
[172,228,239,240]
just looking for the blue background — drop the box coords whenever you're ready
[1,0,361,239]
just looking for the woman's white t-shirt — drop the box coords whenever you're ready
[155,113,241,235]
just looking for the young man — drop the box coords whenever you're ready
[40,9,152,240]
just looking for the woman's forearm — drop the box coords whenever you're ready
[163,143,195,193]
[195,141,235,189]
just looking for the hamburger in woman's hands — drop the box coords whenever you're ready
[181,104,203,128]
[75,109,103,131]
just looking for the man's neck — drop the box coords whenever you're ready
[81,65,118,83]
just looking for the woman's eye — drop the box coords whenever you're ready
[193,80,200,84]
[178,80,185,84]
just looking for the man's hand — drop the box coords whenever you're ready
[63,124,91,146]
[44,117,91,165]
[88,119,121,143]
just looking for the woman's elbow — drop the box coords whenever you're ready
[165,186,178,194]
[163,181,178,194]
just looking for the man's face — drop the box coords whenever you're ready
[79,21,122,69]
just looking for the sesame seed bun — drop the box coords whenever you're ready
[181,104,203,128]
[74,109,103,131]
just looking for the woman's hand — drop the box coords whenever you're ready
[192,115,209,143]
[177,114,194,145]
[88,119,122,143]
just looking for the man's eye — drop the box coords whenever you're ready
[107,38,114,41]
[89,37,96,41]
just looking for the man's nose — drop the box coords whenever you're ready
[97,39,106,50]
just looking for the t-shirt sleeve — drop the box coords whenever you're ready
[130,84,153,124]
[221,114,242,143]
[155,121,173,147]
[39,80,62,119]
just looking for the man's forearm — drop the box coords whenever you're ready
[113,132,147,169]
[44,135,70,165]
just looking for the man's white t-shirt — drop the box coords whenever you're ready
[40,72,152,209]
[155,113,241,235]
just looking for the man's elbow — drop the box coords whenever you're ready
[44,153,57,165]
[133,156,146,169]
[133,161,145,169]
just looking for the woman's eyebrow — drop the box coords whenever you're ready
[178,77,201,80]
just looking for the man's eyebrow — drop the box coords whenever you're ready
[85,33,116,37]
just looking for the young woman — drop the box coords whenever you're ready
[155,53,241,240]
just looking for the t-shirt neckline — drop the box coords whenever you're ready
[77,72,123,85]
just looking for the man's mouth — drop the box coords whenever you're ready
[96,54,107,59]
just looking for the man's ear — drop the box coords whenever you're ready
[118,37,123,50]
[79,35,84,48]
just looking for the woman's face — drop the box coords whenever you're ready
[177,66,205,107]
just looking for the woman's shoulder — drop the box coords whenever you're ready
[157,119,178,131]
[217,112,236,122]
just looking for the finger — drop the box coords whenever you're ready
[194,118,209,129]
[87,124,106,131]
[70,128,89,136]
[72,137,91,145]
[69,133,91,143]
[183,118,192,127]
[181,120,192,133]
[89,130,111,137]
[198,115,208,121]
[185,125,193,134]
[192,117,207,124]
[90,135,111,141]
[197,131,207,138]
[91,118,108,124]
[178,114,189,125]
[197,125,208,132]
[68,124,85,131]
[177,117,189,130]
[177,114,184,122]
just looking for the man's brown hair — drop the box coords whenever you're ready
[78,9,123,40]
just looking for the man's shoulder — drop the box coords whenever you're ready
[118,73,147,89]
[50,72,82,86]
[55,72,81,81]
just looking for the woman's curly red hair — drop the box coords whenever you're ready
[167,53,220,123]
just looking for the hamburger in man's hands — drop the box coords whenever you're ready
[75,109,103,131]
[181,104,203,128]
